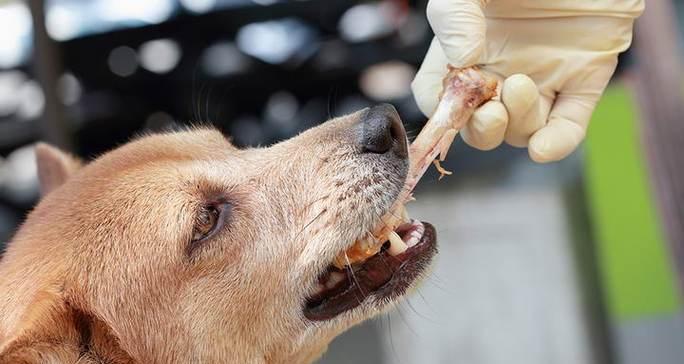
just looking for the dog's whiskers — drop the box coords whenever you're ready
[344,253,367,304]
[293,209,327,244]
[298,194,330,218]
[385,313,402,364]
[404,297,437,324]
[394,304,418,338]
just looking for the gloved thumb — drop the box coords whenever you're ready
[426,0,488,67]
[412,38,450,116]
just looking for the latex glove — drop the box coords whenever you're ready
[411,0,644,162]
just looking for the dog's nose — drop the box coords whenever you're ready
[359,104,408,157]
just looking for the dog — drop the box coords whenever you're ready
[0,104,437,363]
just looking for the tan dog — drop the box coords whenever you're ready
[0,104,436,364]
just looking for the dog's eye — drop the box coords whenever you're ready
[192,204,223,242]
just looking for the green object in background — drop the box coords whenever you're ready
[585,83,681,319]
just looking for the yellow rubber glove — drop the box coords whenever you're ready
[411,0,644,162]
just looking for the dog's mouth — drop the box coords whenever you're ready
[303,217,436,321]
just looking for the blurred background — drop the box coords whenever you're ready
[0,0,683,363]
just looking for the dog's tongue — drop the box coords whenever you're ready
[334,67,498,268]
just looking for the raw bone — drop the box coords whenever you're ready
[335,67,498,267]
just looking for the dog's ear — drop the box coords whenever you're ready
[35,143,83,195]
[0,290,131,364]
[0,290,80,363]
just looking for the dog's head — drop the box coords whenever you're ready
[0,104,436,363]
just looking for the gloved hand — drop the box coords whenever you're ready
[411,0,644,162]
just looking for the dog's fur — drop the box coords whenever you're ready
[0,109,417,363]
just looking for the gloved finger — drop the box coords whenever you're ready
[425,0,488,67]
[528,61,617,163]
[461,100,508,151]
[426,0,487,67]
[501,74,551,147]
[411,37,450,116]
[527,111,588,163]
[528,93,601,163]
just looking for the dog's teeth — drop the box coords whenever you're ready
[326,272,345,288]
[358,235,374,251]
[399,205,410,223]
[405,224,425,248]
[387,231,408,256]
[406,234,420,248]
[313,283,326,295]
